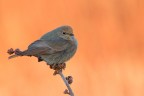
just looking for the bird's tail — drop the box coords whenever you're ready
[8,54,19,59]
[8,50,32,59]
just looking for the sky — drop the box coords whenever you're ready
[0,0,144,96]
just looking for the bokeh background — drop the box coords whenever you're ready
[1,0,144,96]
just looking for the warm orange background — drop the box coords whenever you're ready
[1,0,144,96]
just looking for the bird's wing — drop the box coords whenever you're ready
[23,39,67,56]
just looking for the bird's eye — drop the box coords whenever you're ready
[62,32,66,34]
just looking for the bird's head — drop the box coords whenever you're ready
[56,25,74,41]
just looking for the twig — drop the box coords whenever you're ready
[50,63,74,96]
[7,48,75,95]
[58,70,74,96]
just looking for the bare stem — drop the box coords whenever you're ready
[58,70,74,96]
[7,48,74,96]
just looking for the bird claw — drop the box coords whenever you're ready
[58,63,66,70]
[50,63,66,76]
[50,64,57,69]
[50,63,66,71]
[53,70,62,75]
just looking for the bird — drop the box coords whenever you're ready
[8,25,78,65]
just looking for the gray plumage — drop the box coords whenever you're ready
[8,25,78,65]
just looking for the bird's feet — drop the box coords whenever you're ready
[49,63,66,75]
[50,63,66,70]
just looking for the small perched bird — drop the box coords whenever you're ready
[8,25,78,65]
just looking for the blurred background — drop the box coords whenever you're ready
[0,0,144,96]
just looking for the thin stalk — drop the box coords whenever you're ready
[58,71,74,96]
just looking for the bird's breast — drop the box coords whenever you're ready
[41,40,77,65]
